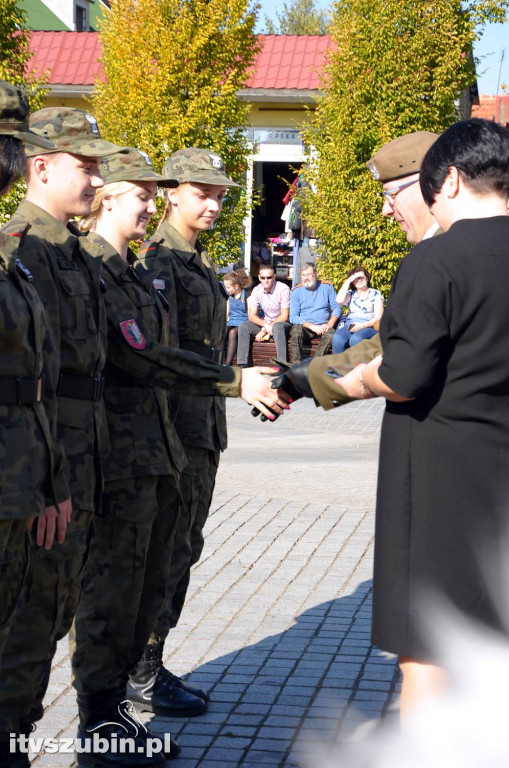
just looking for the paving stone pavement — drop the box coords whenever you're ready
[32,397,401,768]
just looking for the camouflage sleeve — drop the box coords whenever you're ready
[105,282,241,398]
[24,234,71,508]
[2,223,71,508]
[308,334,383,410]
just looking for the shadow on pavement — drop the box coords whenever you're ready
[148,580,400,767]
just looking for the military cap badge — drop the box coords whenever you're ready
[85,113,100,135]
[367,161,380,180]
[208,152,223,169]
[138,149,153,166]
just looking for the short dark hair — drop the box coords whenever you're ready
[259,264,275,276]
[420,118,509,207]
[347,265,371,289]
[0,136,26,194]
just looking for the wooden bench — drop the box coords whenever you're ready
[232,336,329,367]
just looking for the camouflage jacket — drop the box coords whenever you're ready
[0,233,67,518]
[135,222,228,451]
[2,201,109,512]
[90,238,240,478]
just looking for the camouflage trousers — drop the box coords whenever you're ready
[289,324,335,363]
[0,519,29,649]
[72,473,181,695]
[150,447,219,644]
[0,506,93,733]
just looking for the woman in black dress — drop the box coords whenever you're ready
[339,118,509,719]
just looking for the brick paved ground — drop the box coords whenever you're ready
[32,397,400,768]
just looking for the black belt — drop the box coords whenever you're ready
[0,376,43,404]
[180,340,222,363]
[58,373,105,401]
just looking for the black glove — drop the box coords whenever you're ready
[251,358,314,422]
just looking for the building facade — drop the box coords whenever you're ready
[21,0,109,32]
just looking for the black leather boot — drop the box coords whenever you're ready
[127,642,208,717]
[76,692,167,767]
[146,641,210,703]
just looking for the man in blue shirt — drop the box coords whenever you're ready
[289,262,341,362]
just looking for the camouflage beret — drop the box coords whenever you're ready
[0,79,55,149]
[100,147,177,186]
[366,131,439,183]
[161,148,240,188]
[24,107,123,157]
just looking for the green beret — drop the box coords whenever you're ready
[366,131,439,183]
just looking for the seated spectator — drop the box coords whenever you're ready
[223,269,253,365]
[290,262,340,362]
[332,266,383,354]
[237,265,291,366]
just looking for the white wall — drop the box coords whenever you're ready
[41,0,75,30]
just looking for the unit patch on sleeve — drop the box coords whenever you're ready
[119,319,147,350]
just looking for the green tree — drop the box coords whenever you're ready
[300,0,509,295]
[264,0,330,35]
[92,0,260,265]
[0,0,49,224]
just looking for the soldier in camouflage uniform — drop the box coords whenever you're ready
[0,108,123,766]
[0,82,73,768]
[71,148,288,764]
[129,148,240,716]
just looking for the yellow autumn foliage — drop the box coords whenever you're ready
[92,0,261,263]
[301,0,508,295]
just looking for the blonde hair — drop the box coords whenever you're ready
[158,183,184,227]
[158,188,172,227]
[79,181,133,232]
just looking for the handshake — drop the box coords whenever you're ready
[251,359,314,422]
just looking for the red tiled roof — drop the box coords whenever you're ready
[29,30,102,85]
[249,35,331,90]
[27,31,331,90]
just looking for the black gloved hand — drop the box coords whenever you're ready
[251,358,314,422]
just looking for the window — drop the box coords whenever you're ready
[75,2,88,31]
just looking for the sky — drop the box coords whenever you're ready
[255,1,509,96]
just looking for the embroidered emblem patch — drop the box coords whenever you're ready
[153,278,166,290]
[120,319,147,349]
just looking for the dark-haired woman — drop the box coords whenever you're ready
[338,118,509,720]
[331,266,383,353]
